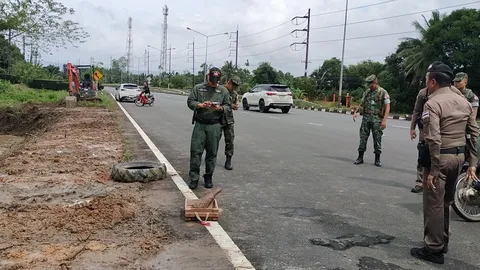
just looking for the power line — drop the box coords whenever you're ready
[238,45,291,58]
[311,0,399,17]
[238,20,293,38]
[310,30,416,44]
[311,1,480,30]
[239,32,293,48]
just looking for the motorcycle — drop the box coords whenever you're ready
[452,161,480,222]
[135,92,155,107]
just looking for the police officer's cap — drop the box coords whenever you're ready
[427,61,453,80]
[365,74,377,83]
[230,75,241,86]
[454,72,468,82]
[208,67,222,78]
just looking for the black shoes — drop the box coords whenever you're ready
[203,174,213,189]
[374,153,382,167]
[354,151,364,165]
[188,181,198,190]
[225,156,233,170]
[411,185,423,193]
[410,247,445,264]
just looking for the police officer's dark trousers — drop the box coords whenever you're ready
[189,122,222,183]
[423,151,464,253]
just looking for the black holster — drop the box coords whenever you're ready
[417,141,431,168]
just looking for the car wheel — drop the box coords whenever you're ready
[259,99,269,113]
[281,107,290,114]
[242,98,250,110]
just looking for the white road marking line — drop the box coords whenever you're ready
[392,125,409,129]
[110,93,255,270]
[308,123,323,126]
[269,116,279,119]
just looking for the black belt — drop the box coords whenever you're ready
[440,146,466,155]
[195,117,220,125]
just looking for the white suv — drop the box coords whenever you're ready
[114,83,142,102]
[242,84,293,113]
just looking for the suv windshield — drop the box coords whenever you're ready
[123,84,138,89]
[269,86,290,92]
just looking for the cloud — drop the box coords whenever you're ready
[32,0,480,76]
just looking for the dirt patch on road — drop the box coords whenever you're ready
[0,104,175,270]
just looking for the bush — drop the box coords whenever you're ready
[0,74,19,84]
[28,79,69,91]
[0,80,68,107]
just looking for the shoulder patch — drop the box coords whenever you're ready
[422,111,429,119]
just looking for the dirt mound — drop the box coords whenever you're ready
[0,104,61,136]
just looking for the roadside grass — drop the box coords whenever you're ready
[0,80,67,107]
[76,91,116,110]
[294,99,354,111]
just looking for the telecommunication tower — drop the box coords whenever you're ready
[160,5,168,73]
[126,17,133,76]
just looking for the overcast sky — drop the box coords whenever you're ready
[28,0,480,76]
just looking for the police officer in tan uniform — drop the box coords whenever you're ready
[410,86,467,193]
[410,61,479,264]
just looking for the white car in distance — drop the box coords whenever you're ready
[114,83,142,102]
[242,84,293,113]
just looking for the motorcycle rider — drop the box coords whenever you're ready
[138,81,151,105]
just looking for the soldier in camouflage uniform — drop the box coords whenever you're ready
[187,67,232,189]
[353,74,391,167]
[222,75,240,170]
[454,72,479,118]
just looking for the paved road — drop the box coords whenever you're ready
[108,88,480,270]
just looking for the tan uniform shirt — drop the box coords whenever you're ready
[421,86,479,177]
[411,86,465,141]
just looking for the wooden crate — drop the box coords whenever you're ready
[184,198,219,221]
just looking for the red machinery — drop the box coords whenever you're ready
[66,62,98,100]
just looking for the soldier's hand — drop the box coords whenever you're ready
[426,174,436,189]
[214,104,223,112]
[197,103,206,108]
[203,101,213,107]
[380,120,387,130]
[410,129,417,141]
[232,104,239,110]
[466,166,478,182]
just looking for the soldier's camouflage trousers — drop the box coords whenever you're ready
[358,119,383,154]
[189,122,222,182]
[223,123,235,157]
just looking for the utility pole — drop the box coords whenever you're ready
[167,44,175,88]
[110,56,113,83]
[188,38,195,87]
[338,0,349,107]
[229,27,239,69]
[291,9,311,77]
[235,25,239,68]
[147,48,150,75]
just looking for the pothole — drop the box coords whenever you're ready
[309,233,395,250]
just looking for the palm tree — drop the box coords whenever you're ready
[221,60,236,83]
[398,11,445,77]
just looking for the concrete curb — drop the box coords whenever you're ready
[291,105,412,122]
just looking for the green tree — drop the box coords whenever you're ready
[252,62,279,84]
[1,0,89,52]
[398,11,445,77]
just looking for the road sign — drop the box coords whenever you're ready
[93,70,103,81]
[147,76,152,84]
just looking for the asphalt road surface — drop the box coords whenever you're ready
[108,88,480,270]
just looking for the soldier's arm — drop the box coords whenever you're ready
[471,94,479,119]
[221,89,232,112]
[411,90,425,130]
[187,86,200,111]
[466,106,479,166]
[382,90,391,122]
[423,102,442,177]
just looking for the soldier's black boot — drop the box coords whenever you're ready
[224,156,233,170]
[188,181,198,190]
[374,153,382,167]
[354,151,364,165]
[203,174,213,189]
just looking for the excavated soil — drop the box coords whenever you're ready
[0,104,175,270]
